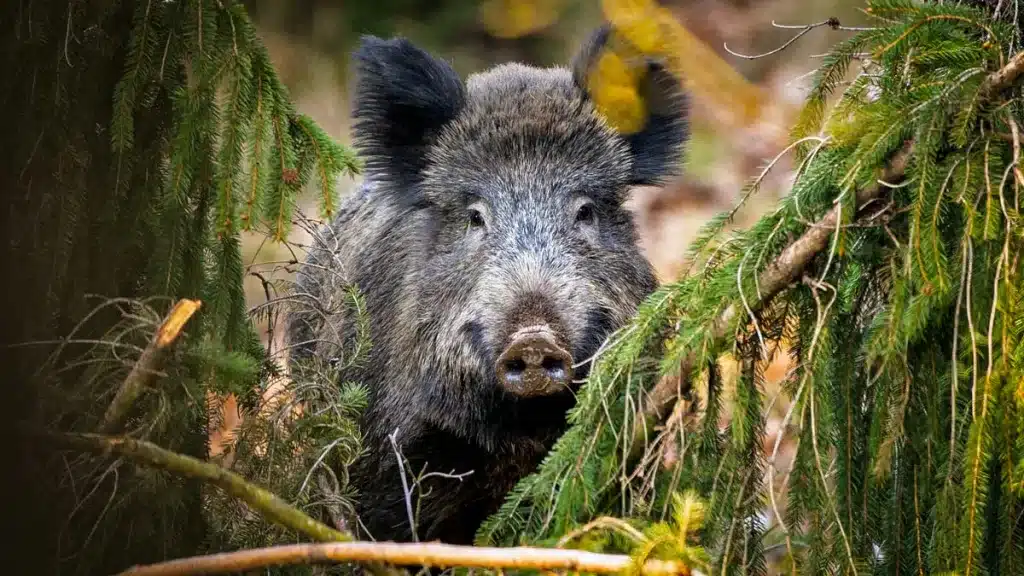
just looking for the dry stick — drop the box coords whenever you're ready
[99,298,202,433]
[114,542,691,576]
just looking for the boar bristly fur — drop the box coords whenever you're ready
[287,25,689,545]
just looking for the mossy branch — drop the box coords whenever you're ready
[115,542,693,576]
[32,430,404,575]
[99,298,203,434]
[28,429,389,576]
[35,430,353,542]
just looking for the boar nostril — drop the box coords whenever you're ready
[504,358,527,377]
[495,326,573,397]
[541,357,565,379]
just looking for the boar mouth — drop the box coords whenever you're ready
[495,324,574,398]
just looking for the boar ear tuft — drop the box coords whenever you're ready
[351,36,466,188]
[571,25,688,187]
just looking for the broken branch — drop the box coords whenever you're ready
[99,298,202,433]
[978,47,1024,97]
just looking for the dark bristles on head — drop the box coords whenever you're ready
[350,25,689,203]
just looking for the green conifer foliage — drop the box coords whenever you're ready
[479,2,1024,574]
[0,1,358,573]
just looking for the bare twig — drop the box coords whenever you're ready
[387,428,474,543]
[99,298,201,434]
[724,18,873,61]
[114,541,692,576]
[773,17,875,32]
[389,428,420,542]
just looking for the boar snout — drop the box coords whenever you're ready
[495,325,574,397]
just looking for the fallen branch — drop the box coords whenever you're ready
[115,541,692,576]
[631,46,1024,462]
[99,298,202,433]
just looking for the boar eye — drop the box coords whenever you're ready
[468,208,486,229]
[575,202,596,226]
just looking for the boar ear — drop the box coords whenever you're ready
[571,25,688,186]
[351,35,466,188]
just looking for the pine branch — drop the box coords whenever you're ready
[630,145,913,459]
[115,542,693,576]
[632,46,1024,462]
[99,298,202,434]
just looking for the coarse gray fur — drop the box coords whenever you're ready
[287,25,689,545]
